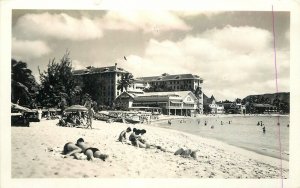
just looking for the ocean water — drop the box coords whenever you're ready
[158,115,290,161]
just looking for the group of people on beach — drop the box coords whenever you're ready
[63,138,109,161]
[117,126,197,158]
[118,127,153,149]
[57,108,95,129]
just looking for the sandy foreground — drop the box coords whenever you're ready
[11,119,289,179]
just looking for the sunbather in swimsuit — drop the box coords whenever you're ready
[75,138,109,161]
[118,127,132,142]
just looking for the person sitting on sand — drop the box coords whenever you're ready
[57,117,66,127]
[63,138,109,161]
[136,129,148,145]
[118,127,132,143]
[129,128,148,148]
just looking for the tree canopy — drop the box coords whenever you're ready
[37,52,80,108]
[11,59,38,107]
[117,73,134,92]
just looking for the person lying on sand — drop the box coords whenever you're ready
[174,148,198,159]
[63,138,84,159]
[128,129,166,151]
[63,138,109,161]
[118,127,132,143]
[76,138,109,161]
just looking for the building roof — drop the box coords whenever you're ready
[116,91,197,102]
[203,93,216,105]
[72,64,129,76]
[252,103,276,108]
[137,91,194,98]
[137,73,203,82]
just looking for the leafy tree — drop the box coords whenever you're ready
[193,86,202,97]
[192,86,203,113]
[117,73,134,92]
[37,52,80,108]
[203,104,211,114]
[11,59,38,106]
[144,82,172,92]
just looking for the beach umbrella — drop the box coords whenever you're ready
[65,105,88,112]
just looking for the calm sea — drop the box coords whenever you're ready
[157,115,289,161]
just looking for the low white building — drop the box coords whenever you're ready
[204,95,225,114]
[115,91,198,116]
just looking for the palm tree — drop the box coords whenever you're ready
[117,73,134,92]
[11,59,38,106]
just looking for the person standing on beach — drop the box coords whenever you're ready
[84,100,94,129]
[86,107,94,129]
[262,126,266,134]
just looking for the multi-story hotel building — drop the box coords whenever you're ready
[72,63,130,106]
[137,73,203,91]
[134,73,204,113]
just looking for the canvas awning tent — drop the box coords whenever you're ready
[65,105,88,112]
[11,103,34,113]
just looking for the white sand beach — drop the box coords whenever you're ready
[11,119,288,179]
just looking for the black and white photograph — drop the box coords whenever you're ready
[1,0,300,188]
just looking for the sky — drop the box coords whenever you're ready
[11,10,290,101]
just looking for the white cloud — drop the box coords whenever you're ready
[176,11,223,18]
[202,25,273,54]
[13,11,191,41]
[12,37,51,59]
[72,59,87,70]
[121,25,289,100]
[101,11,191,33]
[13,12,103,41]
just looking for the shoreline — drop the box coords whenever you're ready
[11,119,289,178]
[144,122,289,168]
[151,114,289,161]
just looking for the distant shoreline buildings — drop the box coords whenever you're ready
[72,63,204,115]
[72,63,287,115]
